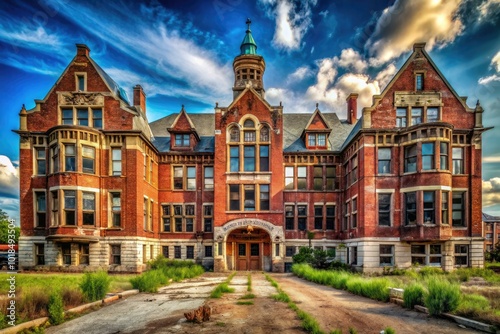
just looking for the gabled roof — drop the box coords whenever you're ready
[303,106,331,132]
[149,113,214,137]
[168,106,198,131]
[225,84,275,112]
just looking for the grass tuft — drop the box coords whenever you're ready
[80,271,111,302]
[403,282,425,309]
[236,300,254,305]
[240,293,255,299]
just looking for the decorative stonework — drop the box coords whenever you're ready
[214,219,284,242]
[59,92,104,106]
[394,91,442,107]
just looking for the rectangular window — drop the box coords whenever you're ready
[244,131,256,142]
[380,245,394,266]
[111,193,121,227]
[423,191,435,224]
[77,75,85,91]
[65,144,76,171]
[230,146,239,172]
[187,166,195,190]
[35,148,46,175]
[205,246,213,257]
[308,133,316,147]
[326,205,335,230]
[244,146,256,171]
[93,108,102,129]
[110,245,121,265]
[142,244,148,263]
[452,147,464,174]
[416,73,423,91]
[173,166,183,189]
[378,148,391,174]
[441,192,449,225]
[422,143,434,170]
[174,205,183,232]
[174,246,181,259]
[82,146,95,174]
[429,244,442,265]
[343,202,349,231]
[186,246,194,259]
[297,166,307,190]
[326,166,335,190]
[260,185,270,211]
[162,205,171,232]
[143,198,148,230]
[260,145,269,171]
[62,244,71,265]
[455,244,468,266]
[64,190,76,225]
[440,142,448,170]
[286,246,295,257]
[82,192,95,225]
[411,107,422,126]
[35,192,46,228]
[149,200,153,231]
[285,205,294,230]
[251,244,259,256]
[51,191,58,226]
[452,192,465,227]
[396,107,407,127]
[244,185,255,211]
[313,166,323,190]
[204,166,214,189]
[185,205,194,232]
[77,109,88,126]
[351,198,357,228]
[175,134,190,147]
[229,185,240,211]
[162,246,169,258]
[314,206,323,230]
[51,146,59,173]
[112,148,122,175]
[405,192,417,225]
[298,205,307,231]
[285,166,294,189]
[427,107,438,122]
[411,245,426,265]
[35,244,45,265]
[80,244,89,265]
[351,156,358,184]
[318,133,326,146]
[378,193,391,226]
[204,205,213,232]
[351,246,358,265]
[62,108,73,125]
[404,145,417,173]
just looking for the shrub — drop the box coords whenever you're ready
[424,276,461,315]
[18,287,49,319]
[48,292,64,325]
[455,294,490,317]
[293,247,314,264]
[403,283,425,309]
[79,271,111,302]
[384,327,396,334]
[61,287,84,308]
[130,269,167,293]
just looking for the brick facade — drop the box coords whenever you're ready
[16,28,487,273]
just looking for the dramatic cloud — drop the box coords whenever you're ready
[366,0,464,65]
[478,50,500,85]
[483,177,500,207]
[337,49,368,73]
[258,0,318,51]
[478,0,500,21]
[286,66,314,84]
[0,156,19,199]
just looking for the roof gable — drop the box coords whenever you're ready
[168,106,197,132]
[304,106,331,131]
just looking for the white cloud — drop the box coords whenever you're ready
[319,10,329,18]
[375,63,397,90]
[258,0,318,51]
[337,48,368,73]
[366,0,464,65]
[286,66,314,84]
[483,156,500,163]
[478,74,500,85]
[491,50,500,72]
[483,177,500,207]
[0,156,19,199]
[478,0,500,21]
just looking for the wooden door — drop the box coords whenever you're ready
[236,243,261,270]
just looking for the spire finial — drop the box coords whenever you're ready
[240,18,257,55]
[246,18,251,31]
[316,102,319,109]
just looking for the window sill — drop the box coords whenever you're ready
[106,227,123,231]
[452,226,468,230]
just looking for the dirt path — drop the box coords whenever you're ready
[272,273,479,334]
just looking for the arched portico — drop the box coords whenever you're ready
[213,219,285,272]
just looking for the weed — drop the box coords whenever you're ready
[80,271,110,302]
[424,276,461,315]
[236,301,253,305]
[455,294,490,318]
[61,286,84,308]
[247,274,252,292]
[18,287,49,320]
[48,292,64,325]
[216,321,226,327]
[384,327,396,334]
[403,282,425,309]
[348,328,357,334]
[210,282,235,298]
[130,269,167,293]
[272,291,291,303]
[240,293,255,299]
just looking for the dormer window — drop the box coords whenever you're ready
[307,133,326,148]
[174,134,190,147]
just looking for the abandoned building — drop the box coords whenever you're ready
[16,21,487,273]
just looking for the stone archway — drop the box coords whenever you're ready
[214,219,285,272]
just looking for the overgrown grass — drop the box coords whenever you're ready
[130,258,205,292]
[210,272,236,298]
[455,294,490,318]
[403,282,425,309]
[424,276,461,315]
[80,271,110,302]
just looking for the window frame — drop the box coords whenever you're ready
[204,166,214,190]
[378,193,391,226]
[173,165,196,190]
[110,192,121,227]
[64,190,76,226]
[421,142,435,170]
[110,244,121,265]
[439,142,448,170]
[452,147,464,174]
[35,147,46,175]
[174,134,190,147]
[82,192,96,226]
[111,147,122,176]
[452,192,466,227]
[35,191,46,228]
[378,148,391,174]
[404,144,417,173]
[379,245,394,266]
[203,204,213,232]
[82,145,95,174]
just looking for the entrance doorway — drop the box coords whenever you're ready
[226,226,271,271]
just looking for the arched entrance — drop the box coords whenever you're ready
[214,219,285,272]
[228,226,270,271]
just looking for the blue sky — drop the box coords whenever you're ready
[1,0,500,223]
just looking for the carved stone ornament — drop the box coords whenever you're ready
[59,92,103,106]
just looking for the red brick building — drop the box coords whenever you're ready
[17,22,487,272]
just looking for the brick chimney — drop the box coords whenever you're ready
[133,85,146,113]
[346,93,358,124]
[76,44,90,57]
